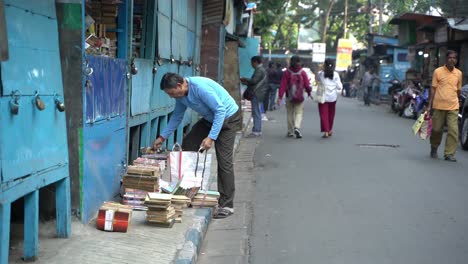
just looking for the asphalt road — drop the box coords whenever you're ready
[250,97,468,264]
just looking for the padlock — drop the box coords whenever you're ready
[55,97,66,112]
[130,62,138,75]
[10,98,19,115]
[35,94,46,111]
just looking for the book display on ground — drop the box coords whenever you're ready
[144,193,176,227]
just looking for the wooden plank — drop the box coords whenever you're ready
[23,190,39,261]
[55,177,71,238]
[0,164,68,202]
[0,202,11,264]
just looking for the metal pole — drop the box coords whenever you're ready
[344,0,348,39]
[378,0,383,34]
[368,0,373,34]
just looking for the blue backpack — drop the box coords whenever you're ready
[287,69,305,103]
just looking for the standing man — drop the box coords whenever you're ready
[240,56,268,137]
[152,73,241,218]
[268,63,283,111]
[361,66,379,106]
[429,50,463,162]
[264,62,275,112]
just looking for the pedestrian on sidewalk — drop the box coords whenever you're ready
[316,58,343,138]
[263,62,275,112]
[361,66,379,106]
[428,50,463,162]
[241,56,268,138]
[152,73,241,218]
[266,62,283,111]
[277,55,312,138]
[271,63,285,110]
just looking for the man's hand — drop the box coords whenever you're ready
[200,137,214,150]
[152,137,164,150]
[277,98,282,106]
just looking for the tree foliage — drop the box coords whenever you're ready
[254,0,468,52]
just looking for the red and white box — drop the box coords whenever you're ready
[96,202,133,232]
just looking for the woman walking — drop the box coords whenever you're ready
[316,59,342,138]
[277,55,312,138]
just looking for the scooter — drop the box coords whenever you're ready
[397,84,417,118]
[388,79,404,112]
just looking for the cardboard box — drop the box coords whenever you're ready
[96,202,133,232]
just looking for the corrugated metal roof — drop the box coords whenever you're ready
[389,13,444,25]
[202,0,224,25]
[447,18,468,31]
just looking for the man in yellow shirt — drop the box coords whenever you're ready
[428,50,463,162]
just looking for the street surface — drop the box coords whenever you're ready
[251,97,468,264]
[201,96,468,264]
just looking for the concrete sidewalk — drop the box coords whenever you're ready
[8,110,252,264]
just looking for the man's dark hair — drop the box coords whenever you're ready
[447,50,458,58]
[276,63,282,69]
[324,58,335,79]
[268,62,274,68]
[160,72,184,90]
[290,55,301,68]
[251,56,262,63]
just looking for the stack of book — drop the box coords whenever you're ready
[171,195,191,223]
[122,165,160,192]
[121,188,147,210]
[191,190,220,208]
[145,193,176,227]
[85,0,119,57]
[133,157,166,172]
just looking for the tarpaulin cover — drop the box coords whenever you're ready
[85,55,126,123]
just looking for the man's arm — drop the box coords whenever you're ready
[197,86,226,140]
[159,101,187,140]
[457,72,462,97]
[245,68,265,86]
[428,71,438,110]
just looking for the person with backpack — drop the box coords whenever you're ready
[315,58,343,138]
[277,55,312,138]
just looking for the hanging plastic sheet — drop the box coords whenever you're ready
[85,55,126,123]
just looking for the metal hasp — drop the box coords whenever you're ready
[0,1,71,263]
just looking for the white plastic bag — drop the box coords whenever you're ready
[168,144,212,197]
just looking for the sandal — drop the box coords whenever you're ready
[213,207,234,219]
[322,132,329,138]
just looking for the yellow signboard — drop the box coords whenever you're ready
[336,38,353,71]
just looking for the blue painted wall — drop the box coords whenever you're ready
[1,1,71,261]
[0,0,69,187]
[239,37,260,78]
[81,56,127,222]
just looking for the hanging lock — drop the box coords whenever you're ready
[152,65,158,74]
[34,92,46,111]
[188,58,193,67]
[130,62,138,75]
[10,91,20,115]
[84,60,94,76]
[54,94,66,112]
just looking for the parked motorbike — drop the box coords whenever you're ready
[458,84,468,150]
[399,82,421,118]
[388,79,404,112]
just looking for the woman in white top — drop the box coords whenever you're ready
[316,59,343,138]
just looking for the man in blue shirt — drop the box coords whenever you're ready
[152,72,241,218]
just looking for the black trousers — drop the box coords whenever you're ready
[182,110,242,208]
